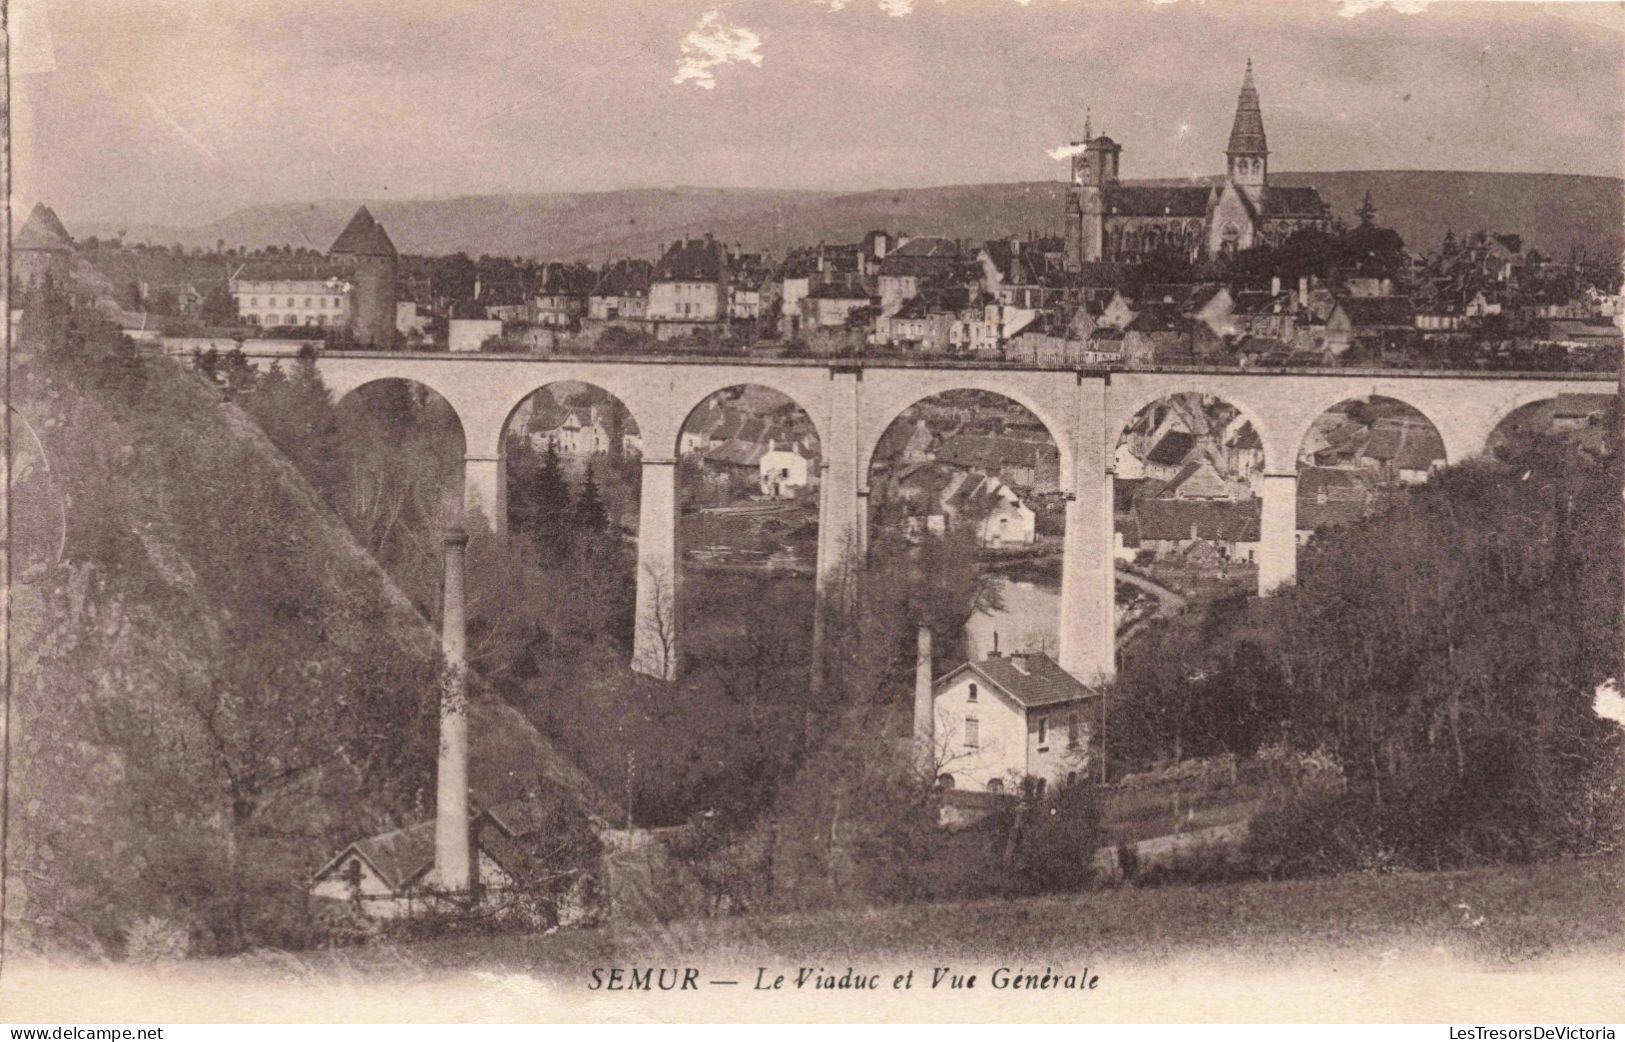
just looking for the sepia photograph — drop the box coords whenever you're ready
[2,0,1622,1026]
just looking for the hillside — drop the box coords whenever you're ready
[8,309,611,956]
[74,171,1622,263]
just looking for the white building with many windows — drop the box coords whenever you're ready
[230,263,352,329]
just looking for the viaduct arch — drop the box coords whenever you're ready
[287,350,1613,686]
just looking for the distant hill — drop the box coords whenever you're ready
[75,171,1622,265]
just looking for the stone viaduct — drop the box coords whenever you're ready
[249,349,1614,685]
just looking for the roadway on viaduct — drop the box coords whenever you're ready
[247,349,1615,685]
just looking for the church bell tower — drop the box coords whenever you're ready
[1225,59,1269,207]
[1065,112,1120,269]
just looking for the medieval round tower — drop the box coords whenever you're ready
[328,206,398,347]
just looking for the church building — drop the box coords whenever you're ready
[1063,61,1332,268]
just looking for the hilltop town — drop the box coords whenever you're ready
[8,44,1622,996]
[17,66,1621,377]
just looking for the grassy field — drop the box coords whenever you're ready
[8,858,1619,1022]
[306,856,1622,976]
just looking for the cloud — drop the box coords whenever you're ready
[1047,141,1087,160]
[1596,679,1624,728]
[673,10,764,90]
[878,0,916,15]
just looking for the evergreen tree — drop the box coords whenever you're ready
[572,462,608,531]
[536,441,569,526]
[528,440,573,557]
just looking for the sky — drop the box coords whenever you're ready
[12,0,1624,228]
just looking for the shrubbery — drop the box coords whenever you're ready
[1111,420,1622,880]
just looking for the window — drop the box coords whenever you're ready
[1037,716,1049,750]
[250,297,258,306]
[986,778,1003,794]
[967,683,977,703]
[1068,712,1080,748]
[964,717,979,749]
[304,297,312,307]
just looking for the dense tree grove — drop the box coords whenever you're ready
[11,298,442,955]
[1114,423,1623,871]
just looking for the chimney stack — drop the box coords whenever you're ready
[914,625,935,777]
[434,522,473,894]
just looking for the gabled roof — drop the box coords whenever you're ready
[805,280,873,301]
[936,652,1098,709]
[704,439,768,468]
[592,258,653,298]
[313,797,567,893]
[1334,296,1415,328]
[1362,419,1444,471]
[1125,304,1189,334]
[1230,290,1283,316]
[1261,187,1329,217]
[654,237,727,283]
[878,237,966,278]
[315,819,436,893]
[1103,185,1211,218]
[533,405,600,434]
[943,472,1024,517]
[1159,457,1237,500]
[476,278,529,306]
[16,203,74,252]
[481,798,554,839]
[329,206,398,258]
[1544,319,1622,342]
[1145,429,1197,466]
[1133,497,1260,542]
[1297,465,1371,500]
[895,460,963,507]
[934,433,1055,474]
[233,261,349,284]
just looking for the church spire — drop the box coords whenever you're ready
[1227,57,1269,158]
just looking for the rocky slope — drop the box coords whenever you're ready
[7,317,610,956]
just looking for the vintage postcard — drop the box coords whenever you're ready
[2,0,1622,1026]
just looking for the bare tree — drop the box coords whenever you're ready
[638,561,679,680]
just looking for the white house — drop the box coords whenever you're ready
[531,406,611,457]
[971,477,1036,548]
[758,441,811,499]
[897,466,1036,548]
[308,799,583,921]
[309,816,512,919]
[929,652,1100,793]
[449,317,503,353]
